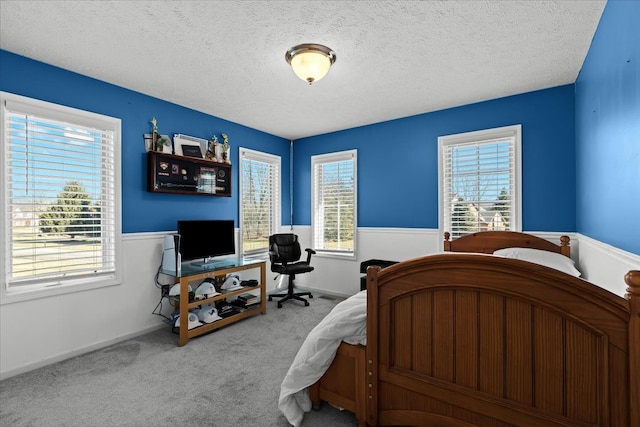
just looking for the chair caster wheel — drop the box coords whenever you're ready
[268,296,272,301]
[277,303,282,308]
[304,301,309,306]
[309,294,313,298]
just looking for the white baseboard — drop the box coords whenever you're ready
[299,285,353,300]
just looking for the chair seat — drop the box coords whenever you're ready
[272,262,314,275]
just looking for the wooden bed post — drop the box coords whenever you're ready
[560,235,571,257]
[625,270,640,427]
[443,231,451,252]
[366,265,381,427]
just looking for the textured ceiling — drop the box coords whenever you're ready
[0,1,606,140]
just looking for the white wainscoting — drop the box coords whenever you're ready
[286,226,439,297]
[0,232,170,379]
[1,228,636,379]
[576,233,640,297]
[289,227,583,298]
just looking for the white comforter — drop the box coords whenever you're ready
[278,290,368,427]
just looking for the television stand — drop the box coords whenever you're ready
[160,257,266,346]
[191,257,231,268]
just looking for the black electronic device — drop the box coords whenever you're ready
[240,279,258,287]
[359,259,398,291]
[177,219,235,265]
[216,301,238,318]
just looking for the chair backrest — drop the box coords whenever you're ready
[269,234,302,264]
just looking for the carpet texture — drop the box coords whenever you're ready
[0,295,358,426]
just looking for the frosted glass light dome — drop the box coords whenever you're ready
[285,44,336,85]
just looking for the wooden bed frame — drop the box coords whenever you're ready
[309,231,639,426]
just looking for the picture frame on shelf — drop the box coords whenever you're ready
[181,144,203,159]
[174,137,204,158]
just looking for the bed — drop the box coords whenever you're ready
[280,231,639,426]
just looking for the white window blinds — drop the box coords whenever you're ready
[439,125,521,238]
[239,148,280,255]
[312,150,357,256]
[1,93,121,294]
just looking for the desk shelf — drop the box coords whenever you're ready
[185,285,261,310]
[182,306,263,340]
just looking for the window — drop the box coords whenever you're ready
[1,92,122,302]
[239,148,280,255]
[438,125,521,238]
[312,150,357,257]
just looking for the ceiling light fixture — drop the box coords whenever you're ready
[285,43,336,85]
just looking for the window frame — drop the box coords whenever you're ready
[311,149,358,259]
[239,147,281,256]
[437,124,522,240]
[0,91,122,304]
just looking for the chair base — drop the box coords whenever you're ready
[268,277,313,308]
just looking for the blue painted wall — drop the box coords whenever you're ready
[0,50,291,233]
[3,0,638,256]
[575,0,640,255]
[293,85,576,232]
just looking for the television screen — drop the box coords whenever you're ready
[177,220,235,262]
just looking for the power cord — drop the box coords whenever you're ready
[152,298,172,322]
[154,263,174,288]
[152,258,177,322]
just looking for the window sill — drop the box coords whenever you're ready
[1,276,121,305]
[314,251,358,261]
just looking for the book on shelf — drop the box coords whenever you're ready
[240,279,259,287]
[244,302,260,309]
[237,292,258,302]
[232,299,260,309]
[216,301,245,318]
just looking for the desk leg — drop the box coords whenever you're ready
[260,262,267,315]
[179,277,189,346]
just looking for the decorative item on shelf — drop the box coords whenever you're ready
[215,139,224,161]
[205,135,218,162]
[156,135,171,152]
[221,134,231,164]
[151,117,159,150]
[146,117,172,154]
[144,133,172,154]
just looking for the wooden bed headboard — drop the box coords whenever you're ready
[444,230,571,258]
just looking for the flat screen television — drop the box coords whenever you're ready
[177,219,235,264]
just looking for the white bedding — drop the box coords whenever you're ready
[278,290,367,427]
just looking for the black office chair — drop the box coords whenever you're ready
[267,233,315,308]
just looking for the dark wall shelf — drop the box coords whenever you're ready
[147,152,231,197]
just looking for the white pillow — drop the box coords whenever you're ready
[493,247,581,277]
